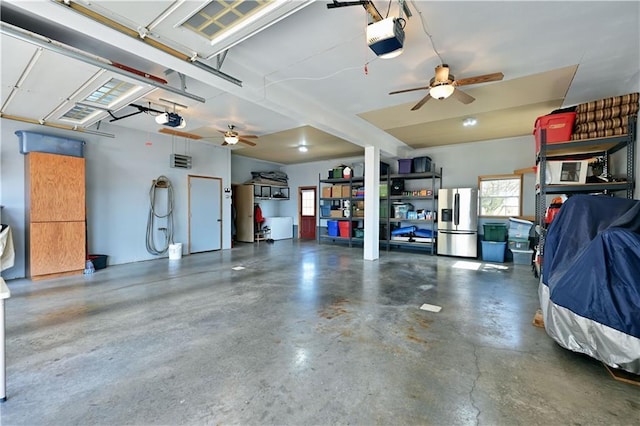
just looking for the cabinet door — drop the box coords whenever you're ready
[234,184,255,242]
[27,152,85,222]
[29,221,86,277]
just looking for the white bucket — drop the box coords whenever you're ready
[168,243,183,260]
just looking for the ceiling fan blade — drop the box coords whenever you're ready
[451,88,475,104]
[454,72,504,87]
[240,134,258,139]
[389,86,430,95]
[158,128,202,139]
[411,93,432,111]
[434,65,450,82]
[238,138,257,147]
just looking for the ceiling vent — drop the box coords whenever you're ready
[170,154,192,169]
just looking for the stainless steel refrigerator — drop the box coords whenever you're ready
[437,188,478,258]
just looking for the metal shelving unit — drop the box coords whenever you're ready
[535,115,636,264]
[253,184,289,200]
[381,166,443,253]
[318,175,365,247]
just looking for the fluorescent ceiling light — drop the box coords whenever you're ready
[430,84,455,100]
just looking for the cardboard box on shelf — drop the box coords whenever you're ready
[322,187,332,198]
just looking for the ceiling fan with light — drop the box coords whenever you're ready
[158,124,258,147]
[219,124,257,146]
[389,64,504,111]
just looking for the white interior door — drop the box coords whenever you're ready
[189,176,221,253]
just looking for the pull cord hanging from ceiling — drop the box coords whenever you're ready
[146,176,174,255]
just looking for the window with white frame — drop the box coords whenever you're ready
[478,174,522,217]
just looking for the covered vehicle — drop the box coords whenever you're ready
[539,195,640,374]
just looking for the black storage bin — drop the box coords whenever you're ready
[380,161,390,176]
[88,254,108,270]
[413,156,432,173]
[390,178,404,195]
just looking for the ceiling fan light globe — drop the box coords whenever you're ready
[430,84,455,100]
[225,135,239,145]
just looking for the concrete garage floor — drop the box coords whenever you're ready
[1,240,638,425]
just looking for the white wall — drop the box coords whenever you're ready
[1,119,232,279]
[281,136,538,225]
[280,156,371,224]
[231,154,286,218]
[410,135,537,216]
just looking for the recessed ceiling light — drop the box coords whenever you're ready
[298,146,308,153]
[463,117,477,127]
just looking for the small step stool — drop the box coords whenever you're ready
[255,227,271,244]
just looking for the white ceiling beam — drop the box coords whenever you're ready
[8,0,408,158]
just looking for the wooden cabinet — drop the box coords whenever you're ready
[233,184,255,242]
[25,152,86,280]
[29,222,86,277]
[233,184,289,243]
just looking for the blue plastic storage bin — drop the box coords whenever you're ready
[327,220,339,236]
[413,156,432,173]
[320,205,331,217]
[481,241,506,263]
[16,130,85,157]
[511,249,533,265]
[398,159,412,174]
[508,218,534,239]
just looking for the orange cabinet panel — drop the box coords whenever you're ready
[26,152,85,222]
[29,221,86,277]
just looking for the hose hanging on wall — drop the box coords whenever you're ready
[146,176,174,255]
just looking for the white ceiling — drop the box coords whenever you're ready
[1,1,639,165]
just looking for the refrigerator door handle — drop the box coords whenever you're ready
[454,193,460,226]
[438,230,476,235]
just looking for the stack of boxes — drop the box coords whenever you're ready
[481,223,507,262]
[508,218,534,265]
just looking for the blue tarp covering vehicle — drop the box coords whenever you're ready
[539,195,640,374]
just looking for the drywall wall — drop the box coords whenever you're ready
[411,134,537,215]
[281,136,537,224]
[280,155,376,224]
[0,119,232,279]
[231,155,284,185]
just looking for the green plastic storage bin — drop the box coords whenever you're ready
[483,223,507,242]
